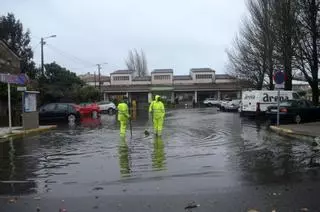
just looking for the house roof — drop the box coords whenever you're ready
[111,70,134,75]
[215,74,235,79]
[132,76,152,81]
[173,75,192,80]
[0,40,21,60]
[190,68,214,73]
[152,69,173,73]
[80,74,110,82]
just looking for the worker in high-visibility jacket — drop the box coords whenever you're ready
[149,95,165,136]
[117,98,130,137]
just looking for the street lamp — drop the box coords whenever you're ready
[41,35,57,75]
[96,62,108,100]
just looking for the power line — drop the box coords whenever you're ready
[45,43,95,66]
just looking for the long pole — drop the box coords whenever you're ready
[7,81,12,133]
[97,64,101,91]
[97,64,101,100]
[41,38,44,76]
[94,72,96,88]
[128,94,132,138]
[277,89,280,126]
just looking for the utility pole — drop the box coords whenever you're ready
[41,38,44,76]
[40,35,56,76]
[94,71,97,88]
[97,64,101,93]
[96,63,108,101]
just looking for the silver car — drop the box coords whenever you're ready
[97,101,116,114]
[224,99,241,112]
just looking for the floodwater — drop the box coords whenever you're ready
[1,108,320,210]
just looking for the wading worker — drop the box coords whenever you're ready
[149,95,165,136]
[117,97,130,137]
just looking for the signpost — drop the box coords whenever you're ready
[0,73,29,133]
[274,71,286,126]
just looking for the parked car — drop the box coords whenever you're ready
[203,98,219,107]
[224,99,241,112]
[240,90,300,117]
[219,99,232,111]
[78,102,101,118]
[39,103,81,123]
[266,99,320,124]
[97,101,116,114]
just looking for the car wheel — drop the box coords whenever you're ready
[208,103,213,107]
[107,108,114,115]
[294,114,301,124]
[68,114,76,123]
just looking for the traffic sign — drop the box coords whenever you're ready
[275,83,284,89]
[274,71,286,89]
[273,71,286,84]
[0,73,29,85]
[17,86,27,91]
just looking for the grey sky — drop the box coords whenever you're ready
[2,0,246,75]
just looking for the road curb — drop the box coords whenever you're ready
[0,125,57,140]
[269,125,319,142]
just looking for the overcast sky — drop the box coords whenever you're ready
[2,0,246,75]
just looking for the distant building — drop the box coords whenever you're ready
[78,72,110,87]
[91,68,250,108]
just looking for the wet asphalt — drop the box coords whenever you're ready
[1,108,320,211]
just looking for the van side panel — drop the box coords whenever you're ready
[241,91,298,116]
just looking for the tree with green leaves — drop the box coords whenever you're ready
[0,13,37,79]
[40,62,84,103]
[40,62,99,104]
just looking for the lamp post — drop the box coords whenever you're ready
[41,35,56,76]
[96,62,108,100]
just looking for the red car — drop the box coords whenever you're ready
[78,103,101,119]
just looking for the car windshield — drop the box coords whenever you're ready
[3,1,320,211]
[279,100,295,107]
[98,101,107,105]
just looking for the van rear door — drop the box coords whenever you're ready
[241,92,257,112]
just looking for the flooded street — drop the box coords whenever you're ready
[1,108,320,211]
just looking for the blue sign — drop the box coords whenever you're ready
[0,73,29,85]
[17,73,29,85]
[274,71,286,84]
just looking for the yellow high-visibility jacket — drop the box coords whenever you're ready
[149,96,165,119]
[117,102,129,121]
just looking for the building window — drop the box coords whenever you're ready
[113,76,129,81]
[196,74,212,79]
[154,75,171,80]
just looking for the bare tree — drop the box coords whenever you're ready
[295,0,320,104]
[125,49,149,77]
[227,0,275,90]
[247,0,275,90]
[271,0,299,90]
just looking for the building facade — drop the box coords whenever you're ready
[91,68,250,108]
[0,40,20,74]
[0,40,21,121]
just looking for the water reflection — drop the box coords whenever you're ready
[118,137,131,177]
[0,137,37,195]
[80,117,102,128]
[0,110,319,197]
[152,136,166,171]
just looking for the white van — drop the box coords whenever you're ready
[240,90,300,116]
